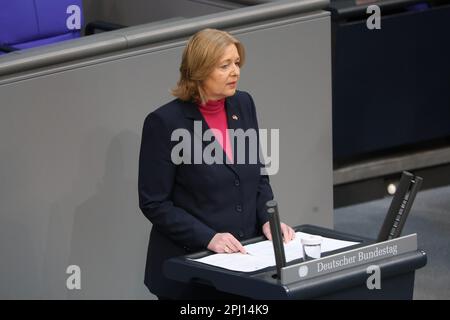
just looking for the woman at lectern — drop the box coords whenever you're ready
[138,28,295,300]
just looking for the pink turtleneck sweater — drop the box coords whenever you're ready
[198,99,233,163]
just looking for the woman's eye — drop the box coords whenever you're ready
[219,61,239,69]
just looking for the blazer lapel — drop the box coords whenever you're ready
[224,95,243,177]
[181,98,241,177]
[182,100,207,144]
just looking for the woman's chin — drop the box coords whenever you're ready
[226,88,237,96]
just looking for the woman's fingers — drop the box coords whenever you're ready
[281,223,295,243]
[209,226,294,254]
[205,233,246,254]
[223,241,235,253]
[208,233,237,253]
[262,221,272,241]
[228,237,247,254]
[281,224,288,243]
[223,234,246,254]
[287,225,295,241]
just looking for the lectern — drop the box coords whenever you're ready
[164,225,427,299]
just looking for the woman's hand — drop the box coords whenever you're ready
[207,233,247,254]
[262,221,295,243]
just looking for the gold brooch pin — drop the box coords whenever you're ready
[232,115,238,120]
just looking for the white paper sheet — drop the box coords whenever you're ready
[190,232,360,272]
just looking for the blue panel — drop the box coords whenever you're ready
[35,0,83,38]
[0,0,39,45]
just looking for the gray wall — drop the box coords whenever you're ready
[82,0,241,27]
[0,11,331,299]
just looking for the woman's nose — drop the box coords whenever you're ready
[231,63,240,76]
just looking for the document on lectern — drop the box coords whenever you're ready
[190,232,360,272]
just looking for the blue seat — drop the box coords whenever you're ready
[407,2,431,11]
[0,0,83,54]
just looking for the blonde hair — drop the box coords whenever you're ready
[172,28,246,103]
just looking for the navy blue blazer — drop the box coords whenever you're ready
[138,90,274,298]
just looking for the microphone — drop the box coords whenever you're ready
[266,200,286,279]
